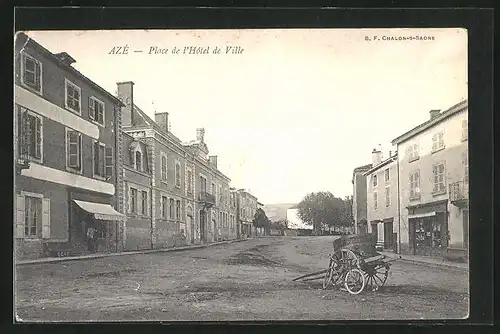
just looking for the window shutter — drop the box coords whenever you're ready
[89,97,95,120]
[35,117,42,159]
[35,60,41,91]
[15,195,25,238]
[68,131,79,168]
[41,198,50,239]
[105,146,114,178]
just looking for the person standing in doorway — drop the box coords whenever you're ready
[86,219,97,252]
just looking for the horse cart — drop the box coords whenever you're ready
[293,234,399,295]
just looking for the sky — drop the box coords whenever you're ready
[23,28,467,205]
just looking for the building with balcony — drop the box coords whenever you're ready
[14,33,126,260]
[352,163,372,234]
[364,150,399,252]
[392,100,468,260]
[116,81,233,247]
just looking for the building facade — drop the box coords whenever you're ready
[117,81,235,248]
[236,189,258,237]
[14,33,126,260]
[122,131,153,251]
[364,150,399,252]
[392,101,468,260]
[352,164,372,234]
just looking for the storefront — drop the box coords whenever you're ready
[407,200,448,257]
[72,200,127,254]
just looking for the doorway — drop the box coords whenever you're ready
[188,215,194,244]
[384,221,393,249]
[199,210,206,243]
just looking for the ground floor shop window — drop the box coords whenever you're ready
[410,213,447,256]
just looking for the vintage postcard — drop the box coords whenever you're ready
[14,28,468,322]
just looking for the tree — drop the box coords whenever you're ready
[271,219,289,235]
[252,208,271,232]
[340,196,354,230]
[296,191,345,235]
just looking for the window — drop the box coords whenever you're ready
[373,175,378,187]
[461,120,468,141]
[187,169,193,194]
[200,176,207,193]
[162,196,168,218]
[93,141,113,178]
[463,150,469,183]
[385,187,391,207]
[19,108,42,161]
[89,97,105,125]
[130,188,137,214]
[432,163,446,194]
[219,185,223,203]
[176,200,181,220]
[384,169,390,182]
[169,198,175,219]
[409,171,420,200]
[407,143,419,162]
[161,154,167,182]
[21,53,42,94]
[24,196,42,237]
[141,190,148,215]
[65,79,81,114]
[432,131,445,152]
[175,162,181,188]
[373,192,378,210]
[66,129,82,171]
[135,151,142,171]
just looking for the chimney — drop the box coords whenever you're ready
[155,112,169,133]
[372,148,382,166]
[209,156,218,168]
[54,52,76,66]
[429,109,441,120]
[117,81,135,126]
[196,128,205,142]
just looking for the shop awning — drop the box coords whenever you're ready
[408,211,436,219]
[74,200,127,222]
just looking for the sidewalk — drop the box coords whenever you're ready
[16,238,249,266]
[379,251,468,271]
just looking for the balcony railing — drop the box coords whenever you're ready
[199,191,216,207]
[449,180,468,205]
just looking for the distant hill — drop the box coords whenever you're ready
[262,203,298,221]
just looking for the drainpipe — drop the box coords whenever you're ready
[397,154,401,254]
[150,173,154,249]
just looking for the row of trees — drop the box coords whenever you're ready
[251,191,353,236]
[296,191,353,235]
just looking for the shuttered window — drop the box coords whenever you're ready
[162,196,168,218]
[89,97,105,125]
[175,162,181,188]
[65,79,81,113]
[432,163,446,194]
[176,200,181,220]
[169,198,175,219]
[409,171,420,200]
[15,194,49,239]
[432,131,445,152]
[141,191,148,215]
[187,169,193,194]
[130,188,137,214]
[93,141,112,178]
[22,53,42,93]
[66,129,82,171]
[161,154,167,182]
[19,108,42,161]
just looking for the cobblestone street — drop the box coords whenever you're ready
[15,236,469,322]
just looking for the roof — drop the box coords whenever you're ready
[353,163,373,173]
[392,99,468,145]
[363,154,398,176]
[17,32,124,108]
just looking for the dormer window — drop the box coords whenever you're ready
[135,151,142,171]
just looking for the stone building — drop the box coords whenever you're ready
[391,100,468,260]
[351,163,372,234]
[235,189,258,237]
[14,33,126,259]
[364,150,399,252]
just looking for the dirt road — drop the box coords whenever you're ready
[15,236,469,322]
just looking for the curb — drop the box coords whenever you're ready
[380,253,468,271]
[15,238,250,266]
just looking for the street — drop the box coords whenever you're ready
[15,236,469,322]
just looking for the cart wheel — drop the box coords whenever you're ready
[344,268,366,295]
[323,256,339,289]
[364,263,389,291]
